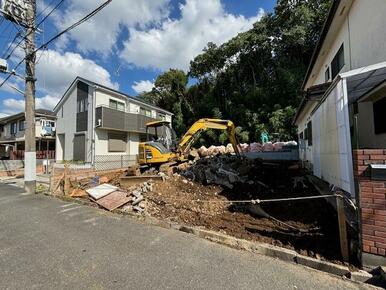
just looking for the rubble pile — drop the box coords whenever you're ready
[122,181,154,213]
[181,154,263,189]
[195,141,298,157]
[58,156,343,263]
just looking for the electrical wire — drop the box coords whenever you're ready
[0,0,112,89]
[37,0,59,19]
[1,32,20,59]
[4,0,64,60]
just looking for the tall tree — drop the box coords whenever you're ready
[140,0,332,143]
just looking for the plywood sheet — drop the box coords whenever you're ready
[95,191,131,211]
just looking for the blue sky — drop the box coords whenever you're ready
[0,0,275,117]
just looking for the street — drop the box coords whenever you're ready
[0,183,369,290]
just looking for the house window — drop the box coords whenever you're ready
[307,121,313,146]
[108,132,126,152]
[373,97,386,134]
[140,107,152,117]
[109,99,125,111]
[19,120,25,131]
[331,44,344,79]
[158,113,166,121]
[41,120,55,128]
[61,107,64,118]
[325,67,330,82]
[77,99,87,113]
[10,122,17,134]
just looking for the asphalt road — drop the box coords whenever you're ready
[0,183,370,290]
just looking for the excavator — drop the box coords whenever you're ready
[138,118,240,169]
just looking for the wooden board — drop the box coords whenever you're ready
[95,191,131,211]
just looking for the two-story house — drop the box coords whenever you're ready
[0,109,56,160]
[293,0,386,266]
[53,77,173,169]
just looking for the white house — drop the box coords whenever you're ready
[0,109,56,160]
[53,77,173,169]
[293,0,386,265]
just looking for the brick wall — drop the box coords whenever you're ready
[353,149,386,257]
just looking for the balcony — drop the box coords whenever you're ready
[95,106,157,134]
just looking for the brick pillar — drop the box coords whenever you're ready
[353,149,386,257]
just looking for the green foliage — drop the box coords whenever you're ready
[139,0,331,143]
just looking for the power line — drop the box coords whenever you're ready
[0,0,112,89]
[37,0,59,19]
[37,0,64,27]
[4,0,64,61]
[1,32,21,59]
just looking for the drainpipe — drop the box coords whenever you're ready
[92,86,96,167]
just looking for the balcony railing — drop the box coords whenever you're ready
[95,106,157,133]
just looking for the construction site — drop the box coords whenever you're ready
[49,118,357,268]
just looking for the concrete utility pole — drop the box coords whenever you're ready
[24,0,37,194]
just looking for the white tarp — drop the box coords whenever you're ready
[311,80,355,196]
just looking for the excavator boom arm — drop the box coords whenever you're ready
[177,118,240,156]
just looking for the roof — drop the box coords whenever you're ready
[292,82,332,124]
[293,0,341,124]
[0,109,55,124]
[53,76,173,115]
[301,0,341,90]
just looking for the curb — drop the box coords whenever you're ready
[51,194,365,282]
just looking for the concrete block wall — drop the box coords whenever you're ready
[353,149,386,257]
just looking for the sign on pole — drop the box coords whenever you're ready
[0,0,31,27]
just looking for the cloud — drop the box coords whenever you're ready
[35,49,118,97]
[120,0,264,71]
[1,49,116,116]
[132,80,154,94]
[0,95,60,116]
[54,0,170,55]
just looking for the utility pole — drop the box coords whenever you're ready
[24,0,37,194]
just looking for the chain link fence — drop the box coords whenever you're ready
[94,155,137,171]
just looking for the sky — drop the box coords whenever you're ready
[0,0,276,117]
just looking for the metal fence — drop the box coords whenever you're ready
[94,154,137,171]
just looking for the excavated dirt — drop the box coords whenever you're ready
[69,162,344,264]
[144,171,342,263]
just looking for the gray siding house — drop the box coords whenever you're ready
[53,77,173,169]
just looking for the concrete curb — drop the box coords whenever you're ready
[51,194,367,283]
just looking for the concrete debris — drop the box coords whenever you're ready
[181,154,262,189]
[194,141,298,158]
[126,181,155,213]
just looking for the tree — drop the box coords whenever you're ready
[139,69,190,136]
[139,0,332,143]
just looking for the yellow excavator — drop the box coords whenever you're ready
[138,118,240,168]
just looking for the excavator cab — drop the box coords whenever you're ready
[138,121,177,166]
[138,118,240,168]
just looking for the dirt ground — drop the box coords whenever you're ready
[68,164,343,264]
[143,171,342,263]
